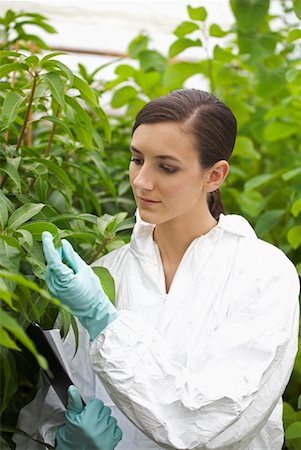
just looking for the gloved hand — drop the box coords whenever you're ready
[56,385,123,450]
[42,231,118,340]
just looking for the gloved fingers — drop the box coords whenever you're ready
[42,231,63,266]
[113,424,123,443]
[79,398,105,424]
[98,404,111,425]
[62,239,87,273]
[107,416,123,445]
[42,232,68,272]
[66,385,84,422]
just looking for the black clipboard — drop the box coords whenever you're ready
[27,323,86,408]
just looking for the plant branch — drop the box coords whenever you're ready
[16,73,38,152]
[44,105,61,156]
[86,237,110,265]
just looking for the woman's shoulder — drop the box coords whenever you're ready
[221,214,298,280]
[239,225,297,282]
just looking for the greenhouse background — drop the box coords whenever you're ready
[0,0,301,448]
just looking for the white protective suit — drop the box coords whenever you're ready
[14,212,300,450]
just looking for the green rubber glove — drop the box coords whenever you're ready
[56,385,122,450]
[42,231,118,340]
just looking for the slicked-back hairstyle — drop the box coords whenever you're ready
[132,89,237,220]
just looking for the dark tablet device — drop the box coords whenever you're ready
[27,323,85,408]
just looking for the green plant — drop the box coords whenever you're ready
[0,10,134,448]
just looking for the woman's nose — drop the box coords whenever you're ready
[132,166,154,191]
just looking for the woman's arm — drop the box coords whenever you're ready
[90,259,300,449]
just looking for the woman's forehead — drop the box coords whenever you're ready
[131,122,198,160]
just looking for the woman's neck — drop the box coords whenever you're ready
[153,209,218,266]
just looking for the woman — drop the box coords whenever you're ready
[17,90,299,449]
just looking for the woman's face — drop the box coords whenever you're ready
[129,122,210,226]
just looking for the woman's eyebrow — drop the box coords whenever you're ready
[130,145,181,163]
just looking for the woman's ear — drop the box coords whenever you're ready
[205,160,229,192]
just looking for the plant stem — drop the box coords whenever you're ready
[45,105,61,156]
[16,73,38,152]
[87,237,110,265]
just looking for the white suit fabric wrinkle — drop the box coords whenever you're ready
[90,212,300,449]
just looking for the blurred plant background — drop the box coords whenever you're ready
[0,0,300,448]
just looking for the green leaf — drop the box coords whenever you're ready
[20,222,59,240]
[44,72,66,110]
[169,38,202,58]
[115,64,136,77]
[255,210,285,236]
[0,348,18,414]
[59,307,72,338]
[298,395,301,410]
[0,62,28,79]
[173,21,199,38]
[43,115,74,138]
[24,55,39,69]
[209,24,227,37]
[2,91,24,125]
[286,69,299,83]
[291,197,301,217]
[0,235,23,252]
[72,74,98,107]
[92,266,115,304]
[0,240,21,276]
[15,229,33,253]
[286,422,301,439]
[264,122,298,141]
[163,61,205,89]
[230,0,269,32]
[287,226,301,249]
[42,60,74,84]
[65,96,93,132]
[128,34,149,59]
[0,50,23,61]
[13,33,49,50]
[281,167,301,181]
[40,52,67,65]
[0,201,8,232]
[244,174,274,191]
[0,328,20,350]
[0,190,14,214]
[233,136,261,160]
[111,86,138,108]
[0,278,16,309]
[0,309,47,369]
[293,0,301,19]
[237,191,264,217]
[25,255,46,279]
[187,5,207,21]
[8,203,45,229]
[0,159,21,191]
[287,28,301,43]
[16,19,56,34]
[59,231,96,243]
[94,106,111,143]
[36,157,73,190]
[139,50,166,73]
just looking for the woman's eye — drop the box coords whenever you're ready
[130,157,143,165]
[161,165,177,174]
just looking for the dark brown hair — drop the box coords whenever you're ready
[132,89,237,220]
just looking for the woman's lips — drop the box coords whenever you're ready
[138,197,161,206]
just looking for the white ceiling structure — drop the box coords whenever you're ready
[1,1,283,104]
